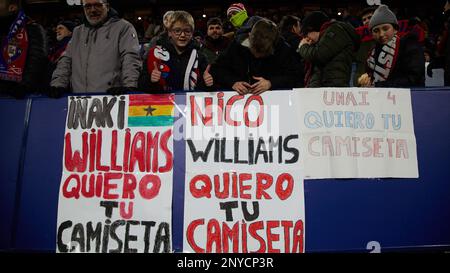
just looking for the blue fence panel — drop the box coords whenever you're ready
[14,97,67,251]
[1,89,449,252]
[0,99,28,250]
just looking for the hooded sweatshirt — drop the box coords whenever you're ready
[51,9,141,93]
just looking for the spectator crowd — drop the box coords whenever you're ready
[1,0,449,99]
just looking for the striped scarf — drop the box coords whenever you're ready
[184,48,199,91]
[367,34,400,84]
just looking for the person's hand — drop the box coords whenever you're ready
[151,61,162,83]
[299,37,313,48]
[48,86,67,99]
[250,76,271,95]
[358,73,372,87]
[203,64,214,87]
[232,81,252,95]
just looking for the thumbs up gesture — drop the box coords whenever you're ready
[203,64,214,87]
[150,62,162,83]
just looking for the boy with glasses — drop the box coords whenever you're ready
[139,10,212,92]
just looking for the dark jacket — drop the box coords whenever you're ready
[210,38,303,89]
[201,35,231,64]
[0,14,48,97]
[138,38,210,93]
[298,21,360,87]
[281,31,301,49]
[444,10,450,85]
[353,39,376,86]
[371,33,425,88]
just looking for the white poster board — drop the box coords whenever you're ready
[295,88,418,179]
[56,94,174,253]
[183,91,305,253]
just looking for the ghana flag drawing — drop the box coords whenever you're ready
[128,94,175,127]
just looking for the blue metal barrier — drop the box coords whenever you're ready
[1,89,450,252]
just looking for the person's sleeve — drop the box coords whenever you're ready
[209,41,244,89]
[195,51,214,91]
[375,41,425,87]
[23,23,49,89]
[267,46,304,89]
[119,22,142,88]
[298,26,351,66]
[137,52,162,93]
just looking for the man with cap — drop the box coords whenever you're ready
[226,2,262,42]
[50,0,141,96]
[297,11,360,87]
[358,5,424,87]
[48,20,75,77]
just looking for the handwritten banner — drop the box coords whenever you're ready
[56,95,174,253]
[183,91,305,253]
[295,88,418,179]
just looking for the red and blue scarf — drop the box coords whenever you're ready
[0,10,29,83]
[147,44,199,91]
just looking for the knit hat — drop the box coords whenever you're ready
[227,3,246,17]
[368,5,398,30]
[58,20,76,32]
[301,11,329,35]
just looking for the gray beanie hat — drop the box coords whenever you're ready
[368,5,398,30]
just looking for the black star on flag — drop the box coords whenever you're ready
[144,105,156,116]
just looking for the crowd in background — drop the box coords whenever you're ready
[1,0,450,99]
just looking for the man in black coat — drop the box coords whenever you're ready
[210,19,303,95]
[0,0,48,99]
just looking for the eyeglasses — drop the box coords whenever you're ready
[171,28,193,36]
[83,3,106,10]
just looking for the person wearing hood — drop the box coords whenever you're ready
[297,11,360,87]
[138,10,212,93]
[50,0,141,96]
[358,5,425,87]
[0,0,48,99]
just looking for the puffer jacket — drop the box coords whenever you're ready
[298,21,360,87]
[51,9,141,93]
